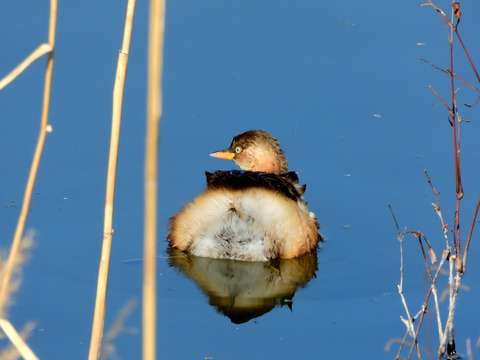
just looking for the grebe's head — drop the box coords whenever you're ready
[210,130,288,174]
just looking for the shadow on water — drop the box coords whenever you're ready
[166,247,318,324]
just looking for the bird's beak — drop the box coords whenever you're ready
[209,150,235,160]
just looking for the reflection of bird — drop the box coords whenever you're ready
[168,130,321,261]
[167,248,319,324]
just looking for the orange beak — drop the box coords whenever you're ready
[209,150,235,160]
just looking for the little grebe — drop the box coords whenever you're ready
[167,130,321,261]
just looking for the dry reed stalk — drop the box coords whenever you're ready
[144,0,166,359]
[88,1,136,359]
[0,44,52,91]
[0,232,34,319]
[0,321,36,360]
[0,233,35,360]
[0,320,37,360]
[0,0,57,316]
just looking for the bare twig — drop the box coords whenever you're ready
[416,233,442,343]
[397,233,416,337]
[407,250,448,360]
[464,95,480,107]
[428,86,451,113]
[388,204,400,234]
[462,195,480,273]
[425,170,449,251]
[420,58,480,93]
[454,28,480,85]
[394,328,412,360]
[449,54,464,206]
[438,258,461,359]
[394,229,421,359]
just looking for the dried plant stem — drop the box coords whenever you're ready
[392,1,479,358]
[88,1,136,359]
[387,206,420,359]
[0,235,36,359]
[144,0,165,359]
[416,234,443,343]
[0,44,53,91]
[424,0,480,83]
[395,232,421,359]
[423,172,450,340]
[394,329,412,360]
[398,235,415,337]
[454,30,480,84]
[0,321,36,360]
[450,57,463,205]
[0,0,57,315]
[0,319,38,360]
[462,195,480,273]
[438,259,461,359]
[425,170,449,248]
[406,251,447,360]
[395,231,447,360]
[428,86,451,112]
[420,58,480,93]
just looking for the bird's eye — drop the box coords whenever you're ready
[235,146,242,154]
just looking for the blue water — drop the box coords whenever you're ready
[1,0,480,359]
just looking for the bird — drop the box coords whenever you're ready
[167,130,321,261]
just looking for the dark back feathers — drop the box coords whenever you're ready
[205,170,306,202]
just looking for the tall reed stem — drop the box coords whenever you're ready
[0,319,39,360]
[0,0,57,315]
[88,1,136,359]
[144,0,166,359]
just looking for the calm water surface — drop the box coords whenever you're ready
[1,1,480,359]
